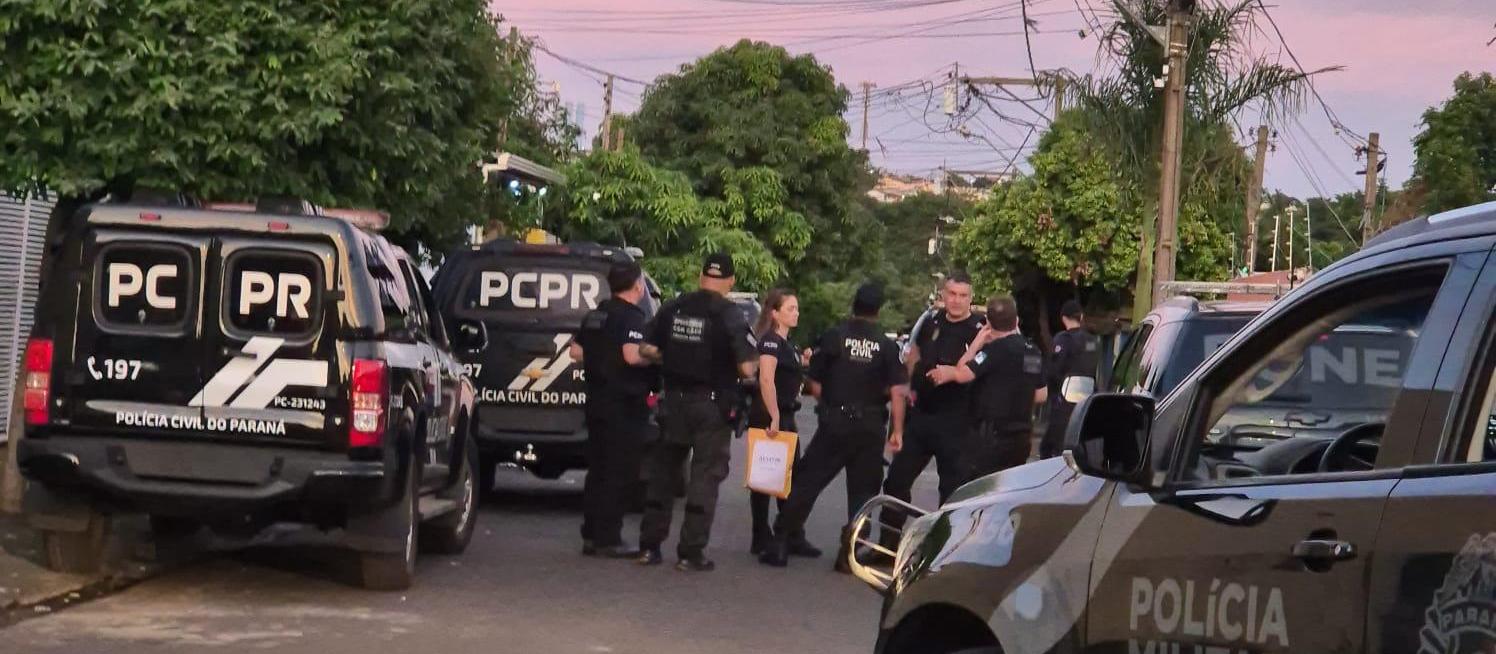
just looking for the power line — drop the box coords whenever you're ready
[533,42,649,86]
[1251,0,1372,151]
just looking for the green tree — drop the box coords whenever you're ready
[0,0,548,250]
[553,147,781,293]
[1074,0,1317,315]
[625,40,870,332]
[1410,72,1496,214]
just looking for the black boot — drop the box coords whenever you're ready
[676,553,716,572]
[787,535,823,559]
[750,527,774,556]
[636,546,663,566]
[758,537,790,567]
[833,527,854,574]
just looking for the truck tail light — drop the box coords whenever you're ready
[23,338,54,426]
[350,359,388,447]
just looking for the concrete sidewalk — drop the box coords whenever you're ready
[0,448,161,622]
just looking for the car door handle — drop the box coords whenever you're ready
[1292,539,1356,562]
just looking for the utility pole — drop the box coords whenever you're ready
[860,81,875,151]
[1360,131,1381,243]
[1305,202,1314,272]
[601,74,615,152]
[1151,0,1192,308]
[1271,213,1281,272]
[1284,205,1299,274]
[1053,75,1067,119]
[1244,125,1269,273]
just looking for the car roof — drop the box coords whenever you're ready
[456,238,639,265]
[1359,200,1496,256]
[1149,296,1270,323]
[80,203,371,244]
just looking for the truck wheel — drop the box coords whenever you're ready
[42,512,110,574]
[421,433,479,555]
[359,466,418,591]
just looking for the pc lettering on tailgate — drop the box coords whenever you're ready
[1128,577,1289,653]
[479,271,600,310]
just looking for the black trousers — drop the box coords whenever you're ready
[882,409,970,507]
[640,395,732,558]
[747,414,800,540]
[964,424,1033,483]
[581,397,649,547]
[773,407,886,540]
[1041,400,1076,459]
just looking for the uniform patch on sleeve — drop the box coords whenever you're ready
[762,340,778,350]
[1054,344,1063,353]
[973,351,987,365]
[628,330,644,340]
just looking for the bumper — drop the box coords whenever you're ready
[474,409,659,472]
[18,435,399,518]
[846,494,928,594]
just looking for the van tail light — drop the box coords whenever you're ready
[350,359,388,448]
[23,338,54,426]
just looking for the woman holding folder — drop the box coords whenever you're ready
[747,289,821,558]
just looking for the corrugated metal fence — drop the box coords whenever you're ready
[1,194,53,442]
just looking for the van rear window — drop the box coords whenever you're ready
[456,259,606,323]
[225,250,323,337]
[95,243,193,332]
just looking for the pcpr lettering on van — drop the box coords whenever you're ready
[479,271,600,310]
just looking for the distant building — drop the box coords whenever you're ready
[868,172,1001,204]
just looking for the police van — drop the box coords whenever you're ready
[431,238,660,488]
[848,201,1496,653]
[18,199,481,590]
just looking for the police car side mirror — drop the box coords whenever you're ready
[1064,393,1154,485]
[456,320,489,353]
[1061,376,1095,404]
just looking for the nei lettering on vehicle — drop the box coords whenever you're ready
[479,271,600,310]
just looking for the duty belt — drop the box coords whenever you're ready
[830,404,886,419]
[665,388,720,401]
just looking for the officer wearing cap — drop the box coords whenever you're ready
[635,253,757,572]
[1041,300,1098,458]
[760,282,907,570]
[883,271,984,508]
[569,261,656,559]
[927,295,1045,481]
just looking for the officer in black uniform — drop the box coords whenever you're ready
[636,253,757,572]
[883,272,985,508]
[927,296,1045,482]
[570,262,656,559]
[760,283,907,570]
[1041,300,1098,458]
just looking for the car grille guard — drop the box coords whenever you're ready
[846,494,928,593]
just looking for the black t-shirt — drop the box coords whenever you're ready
[909,311,986,414]
[647,289,756,393]
[1046,327,1100,401]
[966,333,1044,426]
[576,298,655,403]
[808,318,908,408]
[748,332,803,428]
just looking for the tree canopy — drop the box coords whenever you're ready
[0,0,556,249]
[1410,72,1496,214]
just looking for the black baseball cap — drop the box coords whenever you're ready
[1060,299,1084,319]
[608,261,643,293]
[852,282,885,316]
[702,252,735,279]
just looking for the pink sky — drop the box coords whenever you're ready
[500,0,1494,202]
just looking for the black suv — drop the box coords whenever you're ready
[848,200,1496,653]
[431,238,660,488]
[18,201,480,590]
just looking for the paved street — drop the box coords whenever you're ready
[1,406,934,653]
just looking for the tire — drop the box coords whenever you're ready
[42,511,110,574]
[421,433,479,555]
[359,464,418,591]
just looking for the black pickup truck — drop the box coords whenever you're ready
[19,200,481,590]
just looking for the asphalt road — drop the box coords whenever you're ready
[2,405,940,653]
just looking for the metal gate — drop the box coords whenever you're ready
[1,194,53,442]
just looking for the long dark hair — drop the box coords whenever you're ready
[753,288,795,339]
